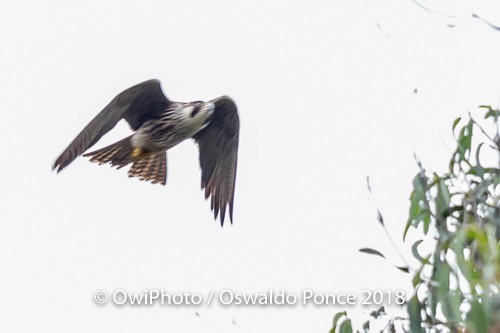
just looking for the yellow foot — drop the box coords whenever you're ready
[131,147,143,157]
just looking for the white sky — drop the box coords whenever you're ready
[1,0,500,332]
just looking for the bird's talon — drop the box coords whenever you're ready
[131,147,143,157]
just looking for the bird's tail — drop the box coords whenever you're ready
[83,136,167,185]
[127,151,167,185]
[83,136,134,168]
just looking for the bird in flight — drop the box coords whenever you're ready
[53,79,239,225]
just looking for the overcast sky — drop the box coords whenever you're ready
[1,0,500,332]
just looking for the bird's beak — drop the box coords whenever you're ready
[203,102,215,114]
[202,102,215,124]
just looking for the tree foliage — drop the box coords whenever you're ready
[331,107,500,332]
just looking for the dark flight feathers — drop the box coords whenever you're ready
[194,96,239,225]
[52,79,169,172]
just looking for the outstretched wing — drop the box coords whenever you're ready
[193,96,239,225]
[53,79,169,172]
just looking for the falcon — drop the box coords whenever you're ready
[53,79,239,225]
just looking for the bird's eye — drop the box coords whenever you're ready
[190,106,200,117]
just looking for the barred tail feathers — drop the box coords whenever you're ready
[83,137,167,185]
[83,136,134,168]
[128,152,167,185]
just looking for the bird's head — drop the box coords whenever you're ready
[183,101,215,126]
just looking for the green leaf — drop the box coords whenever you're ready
[359,248,385,259]
[413,173,427,195]
[453,229,481,283]
[436,179,451,217]
[468,299,489,333]
[441,290,463,323]
[362,321,369,332]
[404,173,430,239]
[377,210,384,226]
[411,240,425,263]
[427,287,438,320]
[330,312,346,333]
[469,142,486,177]
[449,152,457,173]
[473,177,493,201]
[476,142,484,166]
[483,107,500,120]
[456,119,473,160]
[411,272,421,286]
[436,261,451,301]
[407,296,424,333]
[395,265,410,273]
[452,117,461,133]
[405,190,421,240]
[418,208,431,235]
[339,319,353,333]
[403,220,412,241]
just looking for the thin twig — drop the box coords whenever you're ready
[472,13,500,31]
[469,112,496,145]
[382,225,412,269]
[366,175,413,270]
[409,0,500,32]
[409,0,469,19]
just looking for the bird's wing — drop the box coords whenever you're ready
[193,96,239,225]
[53,79,169,172]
